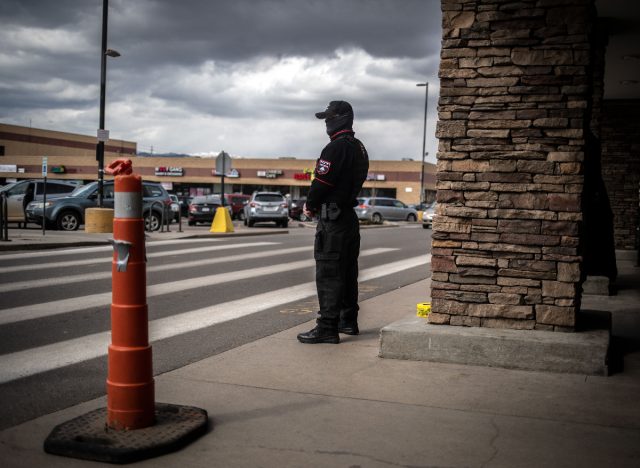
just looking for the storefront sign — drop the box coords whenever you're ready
[212,168,240,178]
[155,166,184,176]
[0,164,17,173]
[257,169,283,179]
[294,168,313,180]
[366,173,386,181]
[51,165,66,174]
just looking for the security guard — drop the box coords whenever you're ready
[297,100,369,344]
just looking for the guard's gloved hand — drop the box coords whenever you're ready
[303,203,315,218]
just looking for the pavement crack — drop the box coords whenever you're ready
[249,443,460,468]
[480,417,500,468]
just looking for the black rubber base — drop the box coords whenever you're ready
[43,403,209,464]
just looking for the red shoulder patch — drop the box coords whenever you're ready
[317,159,331,175]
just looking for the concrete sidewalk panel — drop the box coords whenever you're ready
[380,316,610,375]
[1,276,639,467]
[163,319,639,430]
[153,378,640,468]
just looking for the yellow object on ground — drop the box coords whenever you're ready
[416,302,431,318]
[417,211,423,221]
[210,207,234,233]
[84,207,114,233]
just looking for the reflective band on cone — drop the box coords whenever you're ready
[114,192,143,219]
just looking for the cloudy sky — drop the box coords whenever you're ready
[0,0,441,162]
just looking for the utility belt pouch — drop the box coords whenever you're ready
[327,203,341,221]
[320,203,342,221]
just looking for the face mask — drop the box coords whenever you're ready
[325,112,354,136]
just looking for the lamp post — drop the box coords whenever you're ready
[416,82,429,206]
[96,0,120,208]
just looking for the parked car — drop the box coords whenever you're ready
[354,197,418,224]
[0,179,78,225]
[288,198,311,221]
[243,192,289,227]
[188,195,231,226]
[224,193,250,220]
[25,180,172,231]
[422,202,436,229]
[176,195,191,217]
[409,202,433,212]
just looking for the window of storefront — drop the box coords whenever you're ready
[360,187,396,198]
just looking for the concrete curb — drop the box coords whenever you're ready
[379,316,610,376]
[0,229,289,252]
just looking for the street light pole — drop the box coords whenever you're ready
[416,82,429,206]
[96,0,120,208]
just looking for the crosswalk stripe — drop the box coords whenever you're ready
[0,237,224,262]
[0,254,430,384]
[0,248,397,325]
[0,241,279,277]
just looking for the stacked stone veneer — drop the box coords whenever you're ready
[600,100,640,251]
[430,0,595,331]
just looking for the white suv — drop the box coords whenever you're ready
[243,192,289,228]
[354,197,418,224]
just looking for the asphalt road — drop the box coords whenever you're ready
[0,223,432,430]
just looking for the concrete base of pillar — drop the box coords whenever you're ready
[379,315,610,376]
[582,275,611,295]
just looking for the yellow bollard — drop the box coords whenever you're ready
[210,207,234,233]
[85,207,114,233]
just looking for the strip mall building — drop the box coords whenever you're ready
[0,123,436,205]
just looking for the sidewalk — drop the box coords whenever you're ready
[1,255,639,467]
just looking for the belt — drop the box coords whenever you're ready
[320,203,352,221]
[320,202,352,210]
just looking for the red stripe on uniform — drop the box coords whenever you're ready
[315,177,334,186]
[330,129,353,139]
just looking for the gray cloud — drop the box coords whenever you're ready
[0,0,441,160]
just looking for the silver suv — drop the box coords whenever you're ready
[0,179,78,225]
[26,180,172,231]
[243,191,289,228]
[355,197,418,224]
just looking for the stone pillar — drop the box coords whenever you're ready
[431,0,595,331]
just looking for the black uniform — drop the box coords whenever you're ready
[306,128,369,333]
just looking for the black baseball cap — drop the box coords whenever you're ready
[315,100,353,119]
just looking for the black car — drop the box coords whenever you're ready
[25,181,172,231]
[188,195,231,226]
[289,198,311,221]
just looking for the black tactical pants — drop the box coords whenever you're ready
[314,208,361,331]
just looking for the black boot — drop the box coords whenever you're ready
[297,326,340,344]
[338,323,359,335]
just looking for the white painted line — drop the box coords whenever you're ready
[0,241,279,276]
[0,237,228,262]
[0,244,305,293]
[0,248,397,325]
[0,254,430,384]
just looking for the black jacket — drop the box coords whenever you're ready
[306,129,369,210]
